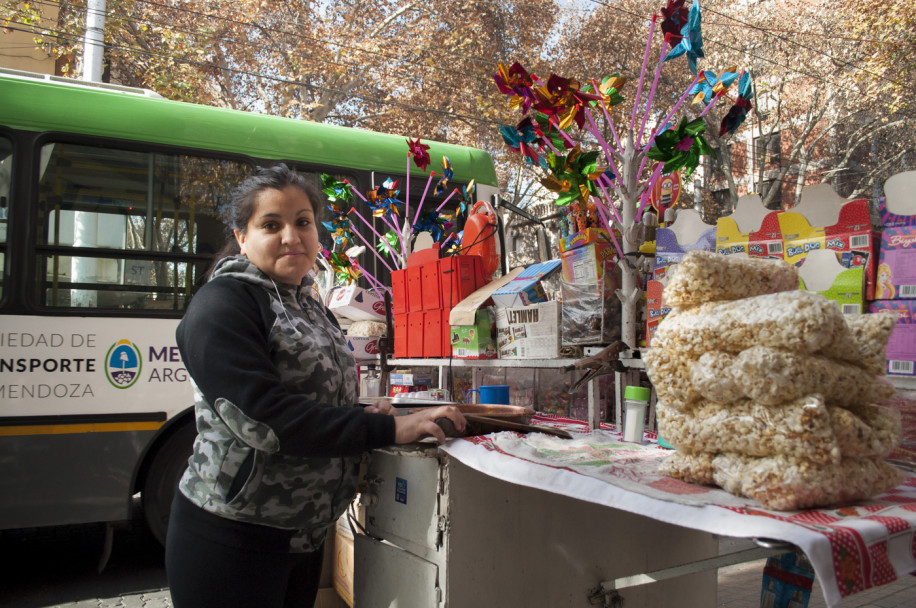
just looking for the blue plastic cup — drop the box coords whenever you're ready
[467,384,510,405]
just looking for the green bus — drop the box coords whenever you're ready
[0,67,499,544]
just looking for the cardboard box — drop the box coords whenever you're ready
[449,308,498,359]
[389,372,433,386]
[328,284,386,322]
[560,242,615,284]
[798,249,864,314]
[715,194,784,258]
[879,170,916,228]
[876,172,916,299]
[559,227,613,253]
[495,300,561,359]
[654,209,716,279]
[778,185,879,299]
[491,259,562,308]
[645,279,671,347]
[448,267,523,353]
[870,300,916,376]
[346,336,381,362]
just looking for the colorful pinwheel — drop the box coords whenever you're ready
[540,145,604,207]
[534,111,574,151]
[719,71,755,136]
[321,206,353,251]
[493,62,538,115]
[689,67,739,106]
[663,0,704,75]
[533,74,602,131]
[366,178,403,223]
[458,180,476,216]
[583,74,627,110]
[324,248,361,285]
[376,230,400,259]
[321,173,353,205]
[660,0,690,47]
[412,210,453,242]
[435,156,453,196]
[646,116,715,177]
[498,117,546,168]
[407,137,431,172]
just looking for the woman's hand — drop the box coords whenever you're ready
[394,405,467,445]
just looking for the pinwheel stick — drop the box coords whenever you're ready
[344,180,368,202]
[412,171,439,226]
[593,82,624,154]
[354,263,391,296]
[595,174,624,226]
[435,188,459,213]
[636,30,670,149]
[640,71,705,156]
[592,198,626,262]
[404,152,411,232]
[348,208,399,272]
[630,15,658,134]
[635,162,665,222]
[584,109,622,189]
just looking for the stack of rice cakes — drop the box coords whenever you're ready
[645,250,903,510]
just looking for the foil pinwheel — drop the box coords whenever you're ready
[533,74,602,131]
[435,156,453,196]
[541,145,604,207]
[321,174,353,205]
[646,116,715,177]
[366,178,403,223]
[458,180,476,216]
[664,0,704,75]
[584,74,627,111]
[493,62,538,114]
[412,210,453,242]
[689,67,739,106]
[661,0,690,47]
[719,72,755,136]
[407,137,431,172]
[499,117,546,168]
[376,230,400,259]
[324,248,361,285]
[321,205,353,251]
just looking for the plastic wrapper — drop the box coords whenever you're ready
[690,347,896,407]
[560,273,621,346]
[657,396,842,465]
[658,450,716,486]
[843,312,898,376]
[662,250,799,309]
[710,452,903,510]
[642,347,699,406]
[347,320,387,337]
[833,404,902,458]
[651,290,846,359]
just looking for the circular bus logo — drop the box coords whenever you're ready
[105,340,142,389]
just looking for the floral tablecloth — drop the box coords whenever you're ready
[439,414,916,608]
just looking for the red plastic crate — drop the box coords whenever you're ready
[406,265,424,313]
[421,261,443,310]
[393,313,409,358]
[407,313,426,357]
[422,309,452,358]
[391,269,408,314]
[439,254,485,308]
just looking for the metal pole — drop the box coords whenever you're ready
[82,0,106,82]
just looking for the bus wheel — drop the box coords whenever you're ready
[142,421,196,546]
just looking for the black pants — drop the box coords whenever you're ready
[166,492,324,608]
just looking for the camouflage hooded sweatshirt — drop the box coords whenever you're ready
[176,255,395,552]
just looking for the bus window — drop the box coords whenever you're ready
[34,142,250,311]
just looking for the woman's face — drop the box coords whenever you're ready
[235,185,319,285]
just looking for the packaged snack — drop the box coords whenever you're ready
[662,250,798,308]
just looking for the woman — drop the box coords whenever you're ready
[166,164,465,608]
